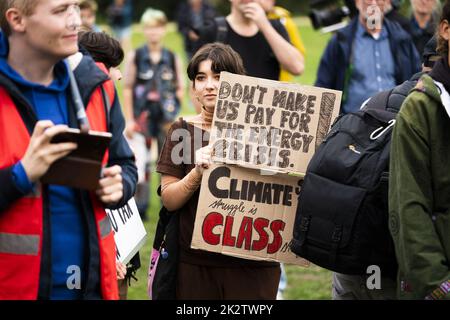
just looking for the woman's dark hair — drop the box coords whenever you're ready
[437,0,450,58]
[78,31,124,69]
[187,42,246,85]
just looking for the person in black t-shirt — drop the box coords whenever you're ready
[199,0,304,81]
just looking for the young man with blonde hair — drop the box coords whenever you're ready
[0,0,137,299]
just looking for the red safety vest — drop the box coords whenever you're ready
[0,67,118,300]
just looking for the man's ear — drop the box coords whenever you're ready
[5,8,26,34]
[439,20,450,41]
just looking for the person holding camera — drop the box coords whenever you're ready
[315,0,421,115]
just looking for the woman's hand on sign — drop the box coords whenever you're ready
[96,165,123,205]
[194,145,213,175]
[116,261,127,280]
[21,121,78,183]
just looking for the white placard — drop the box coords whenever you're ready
[105,198,147,264]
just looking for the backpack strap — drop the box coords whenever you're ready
[154,118,188,250]
[95,62,116,132]
[100,79,115,132]
[214,17,228,43]
[100,86,111,131]
[134,46,156,84]
[363,88,393,112]
[179,117,188,165]
[329,225,343,266]
[161,48,178,83]
[156,117,188,198]
[297,215,311,248]
[161,49,174,68]
[134,46,149,71]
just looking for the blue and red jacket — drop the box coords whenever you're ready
[0,46,137,299]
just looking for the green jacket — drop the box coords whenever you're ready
[389,74,450,300]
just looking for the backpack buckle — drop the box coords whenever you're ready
[331,225,343,242]
[329,225,343,266]
[295,216,311,247]
[370,119,396,140]
[300,216,311,232]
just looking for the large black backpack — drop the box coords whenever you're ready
[290,88,405,278]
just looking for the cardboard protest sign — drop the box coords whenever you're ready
[105,198,147,264]
[191,164,309,266]
[210,72,341,175]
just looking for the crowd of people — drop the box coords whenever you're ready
[0,0,449,301]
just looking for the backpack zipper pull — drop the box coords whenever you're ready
[348,144,361,154]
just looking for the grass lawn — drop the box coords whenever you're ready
[116,17,334,300]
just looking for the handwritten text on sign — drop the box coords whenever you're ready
[209,72,341,175]
[192,164,309,266]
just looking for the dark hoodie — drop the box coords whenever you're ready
[0,32,137,299]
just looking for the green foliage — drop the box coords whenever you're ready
[96,0,191,21]
[96,0,310,21]
[95,0,420,22]
[208,0,310,16]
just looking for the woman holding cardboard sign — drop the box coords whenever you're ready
[156,43,281,299]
